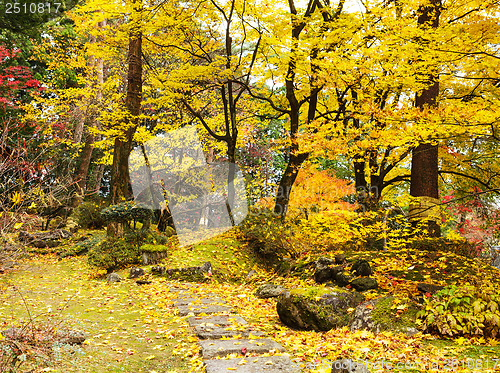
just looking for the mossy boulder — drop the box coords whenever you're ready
[277,287,364,331]
[350,296,419,335]
[350,277,378,292]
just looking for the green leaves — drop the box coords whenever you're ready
[417,284,500,339]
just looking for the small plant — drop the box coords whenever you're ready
[72,199,110,229]
[59,232,106,258]
[87,237,141,272]
[417,284,500,338]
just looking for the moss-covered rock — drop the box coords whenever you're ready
[350,277,378,292]
[276,287,364,331]
[350,296,419,335]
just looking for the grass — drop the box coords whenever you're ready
[3,226,500,372]
[158,229,264,282]
[0,255,197,372]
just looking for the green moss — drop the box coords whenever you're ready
[371,296,419,331]
[140,244,170,253]
[290,286,344,301]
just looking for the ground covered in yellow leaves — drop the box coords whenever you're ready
[2,228,500,372]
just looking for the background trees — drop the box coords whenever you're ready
[0,0,498,241]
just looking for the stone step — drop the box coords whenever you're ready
[187,315,247,327]
[177,304,233,316]
[194,324,265,339]
[204,355,300,373]
[173,296,224,306]
[199,338,285,359]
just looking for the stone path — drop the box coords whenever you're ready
[171,286,300,372]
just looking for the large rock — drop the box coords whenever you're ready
[255,284,286,299]
[350,296,419,335]
[18,229,73,248]
[277,287,364,331]
[351,259,372,277]
[314,257,345,284]
[106,273,122,283]
[56,330,87,345]
[153,261,213,282]
[336,272,353,287]
[129,267,145,279]
[350,277,378,292]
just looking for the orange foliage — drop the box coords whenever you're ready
[288,163,356,217]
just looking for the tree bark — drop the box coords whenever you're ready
[108,15,142,237]
[410,0,441,237]
[71,132,94,208]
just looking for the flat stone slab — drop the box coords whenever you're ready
[195,323,265,339]
[173,296,224,306]
[204,356,300,373]
[199,338,285,359]
[177,304,233,316]
[188,315,247,327]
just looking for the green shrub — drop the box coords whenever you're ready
[417,284,500,338]
[59,232,106,258]
[100,201,152,227]
[87,237,141,272]
[72,199,110,229]
[239,208,298,258]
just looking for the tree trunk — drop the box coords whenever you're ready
[274,152,309,217]
[71,133,94,208]
[107,19,142,237]
[70,21,106,209]
[410,0,441,237]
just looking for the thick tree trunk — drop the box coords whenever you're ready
[108,25,142,237]
[410,0,441,237]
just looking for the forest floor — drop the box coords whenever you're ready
[1,228,500,372]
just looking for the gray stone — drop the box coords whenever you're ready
[187,315,247,327]
[57,330,87,345]
[335,254,347,264]
[494,255,500,270]
[331,359,371,373]
[316,257,335,267]
[177,304,233,316]
[194,323,264,339]
[152,266,166,275]
[350,277,378,292]
[351,259,372,277]
[17,229,72,248]
[106,273,121,283]
[276,287,364,331]
[174,296,223,306]
[246,270,257,280]
[314,265,343,284]
[129,267,145,279]
[335,272,353,287]
[204,355,300,373]
[199,261,212,274]
[199,338,284,359]
[255,284,286,299]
